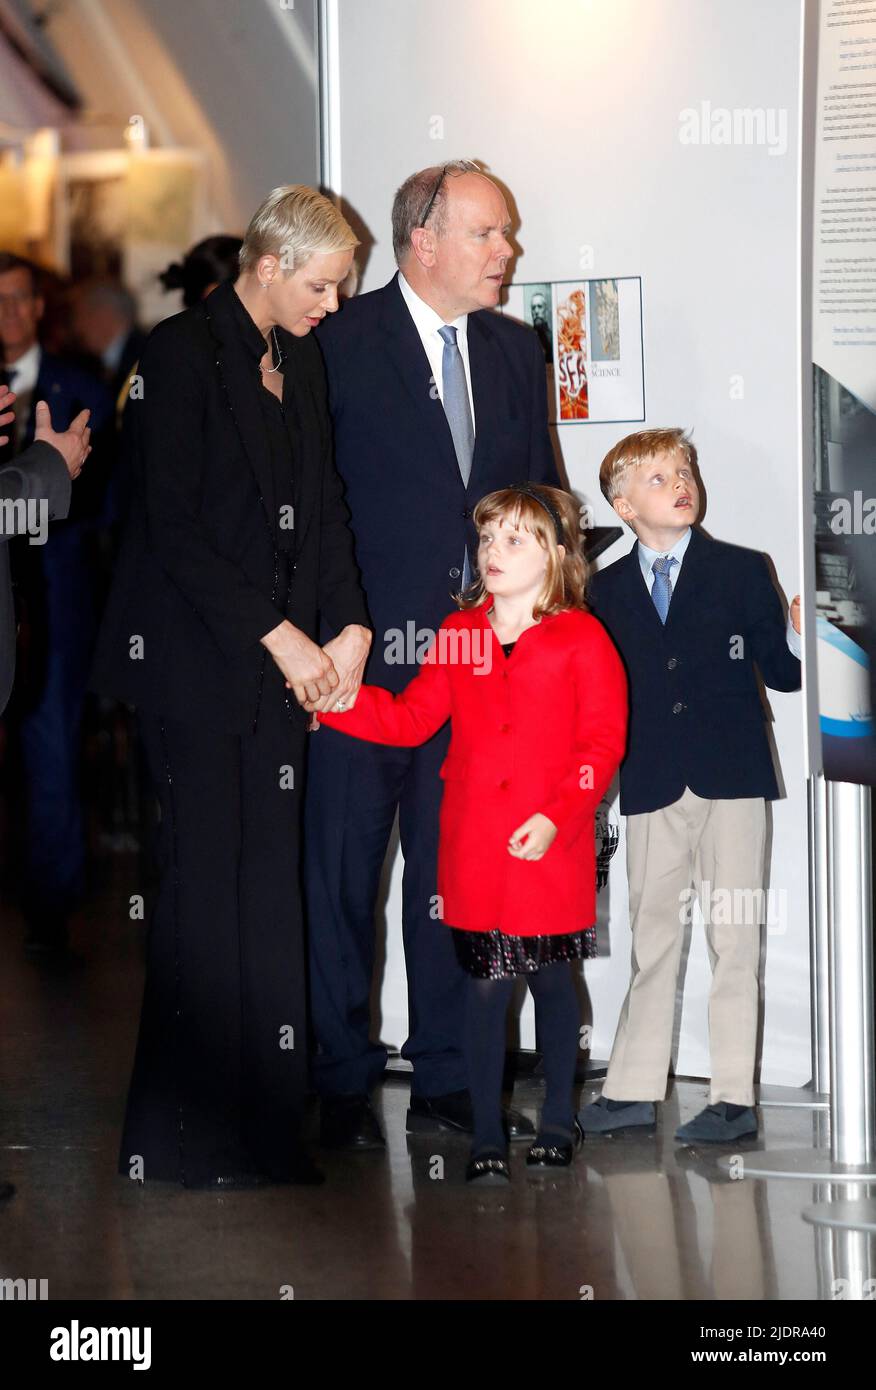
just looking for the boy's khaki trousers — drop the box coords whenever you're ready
[603,788,767,1106]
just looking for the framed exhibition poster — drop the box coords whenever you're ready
[500,275,645,426]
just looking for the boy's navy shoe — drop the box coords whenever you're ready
[675,1102,757,1144]
[577,1096,656,1133]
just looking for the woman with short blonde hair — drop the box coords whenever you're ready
[93,184,371,1188]
[239,183,359,274]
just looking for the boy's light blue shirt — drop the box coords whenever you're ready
[635,526,801,659]
[636,527,693,594]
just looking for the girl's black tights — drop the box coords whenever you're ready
[464,962,580,1155]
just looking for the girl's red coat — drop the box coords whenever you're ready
[319,599,628,936]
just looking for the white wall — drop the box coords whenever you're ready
[331,0,812,1084]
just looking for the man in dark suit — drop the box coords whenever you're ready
[70,280,147,438]
[0,382,91,1198]
[306,160,559,1147]
[0,253,113,959]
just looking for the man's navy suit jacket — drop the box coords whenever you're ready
[587,526,802,815]
[316,273,560,691]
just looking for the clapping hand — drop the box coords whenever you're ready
[0,384,14,447]
[34,401,92,478]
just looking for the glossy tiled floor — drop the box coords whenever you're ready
[0,878,873,1301]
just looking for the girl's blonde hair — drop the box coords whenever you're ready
[239,184,359,275]
[456,484,590,615]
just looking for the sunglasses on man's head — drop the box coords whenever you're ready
[417,161,481,229]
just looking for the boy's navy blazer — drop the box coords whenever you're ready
[588,526,801,815]
[316,273,559,692]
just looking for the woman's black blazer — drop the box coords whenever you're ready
[91,280,370,734]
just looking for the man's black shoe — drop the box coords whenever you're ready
[181,1145,326,1188]
[0,1181,15,1202]
[24,913,84,971]
[406,1089,535,1141]
[319,1094,386,1150]
[184,1171,277,1191]
[285,1149,327,1185]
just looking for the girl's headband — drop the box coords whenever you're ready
[507,482,565,546]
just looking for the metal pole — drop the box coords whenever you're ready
[721,778,876,1182]
[317,0,342,200]
[809,773,831,1091]
[760,773,831,1109]
[827,780,875,1166]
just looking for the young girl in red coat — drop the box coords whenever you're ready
[317,483,628,1183]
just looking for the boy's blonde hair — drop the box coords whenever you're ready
[239,184,359,275]
[456,484,590,616]
[599,427,697,505]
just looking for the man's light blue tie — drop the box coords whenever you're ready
[651,554,677,624]
[438,324,475,585]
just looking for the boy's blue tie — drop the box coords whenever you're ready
[651,554,677,623]
[438,324,474,585]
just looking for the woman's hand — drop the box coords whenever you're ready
[299,624,372,713]
[261,619,339,706]
[790,595,801,634]
[507,812,558,861]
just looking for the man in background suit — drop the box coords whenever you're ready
[71,280,147,427]
[306,160,559,1148]
[0,253,113,960]
[0,382,91,1199]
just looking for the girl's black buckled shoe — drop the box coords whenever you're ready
[465,1152,511,1184]
[526,1120,584,1168]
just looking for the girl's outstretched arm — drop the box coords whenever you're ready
[317,623,453,747]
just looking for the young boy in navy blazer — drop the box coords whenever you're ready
[578,428,802,1143]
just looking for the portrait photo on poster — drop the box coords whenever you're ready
[500,275,645,426]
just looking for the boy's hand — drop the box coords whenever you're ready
[790,594,801,634]
[508,812,558,861]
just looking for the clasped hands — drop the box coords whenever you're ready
[262,619,558,856]
[261,619,371,728]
